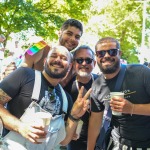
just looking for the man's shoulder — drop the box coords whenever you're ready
[126,64,146,72]
[16,67,35,75]
[92,73,100,80]
[92,74,108,93]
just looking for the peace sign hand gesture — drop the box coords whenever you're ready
[70,86,92,119]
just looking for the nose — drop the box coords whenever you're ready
[70,35,76,42]
[55,56,61,61]
[104,51,110,57]
[82,60,87,65]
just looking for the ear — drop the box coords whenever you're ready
[93,60,96,67]
[58,30,62,37]
[68,63,73,72]
[119,50,122,56]
[43,58,47,66]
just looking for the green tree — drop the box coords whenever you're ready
[85,0,150,63]
[0,0,92,46]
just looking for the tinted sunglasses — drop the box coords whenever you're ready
[74,58,93,64]
[96,49,119,58]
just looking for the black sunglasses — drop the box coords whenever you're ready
[96,49,119,58]
[74,58,93,64]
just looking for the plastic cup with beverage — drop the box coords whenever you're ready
[34,112,52,142]
[76,120,83,139]
[110,92,124,116]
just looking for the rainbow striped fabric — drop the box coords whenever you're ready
[26,40,47,56]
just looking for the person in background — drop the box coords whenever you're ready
[88,37,150,150]
[3,19,83,83]
[0,46,91,149]
[0,34,6,81]
[64,45,99,150]
[143,61,150,68]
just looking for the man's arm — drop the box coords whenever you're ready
[60,86,92,145]
[87,111,103,150]
[0,89,47,143]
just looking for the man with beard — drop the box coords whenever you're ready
[3,19,83,83]
[88,37,150,150]
[0,46,91,149]
[64,45,98,150]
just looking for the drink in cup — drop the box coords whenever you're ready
[110,92,124,116]
[34,112,52,142]
[76,120,83,139]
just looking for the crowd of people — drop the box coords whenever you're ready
[0,18,150,150]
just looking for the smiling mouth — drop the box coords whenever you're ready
[52,64,63,68]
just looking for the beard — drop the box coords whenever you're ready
[77,70,91,77]
[97,57,120,74]
[44,61,69,79]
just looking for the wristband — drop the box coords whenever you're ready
[68,113,80,122]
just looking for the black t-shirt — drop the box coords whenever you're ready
[0,67,72,119]
[64,73,99,142]
[91,64,150,147]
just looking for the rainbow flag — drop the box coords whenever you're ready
[26,40,47,56]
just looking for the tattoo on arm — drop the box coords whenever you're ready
[0,89,11,104]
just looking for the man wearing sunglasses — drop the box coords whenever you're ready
[88,37,150,150]
[64,45,99,150]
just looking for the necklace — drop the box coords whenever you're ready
[75,74,94,91]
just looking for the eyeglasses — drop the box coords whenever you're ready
[96,49,119,58]
[74,58,93,64]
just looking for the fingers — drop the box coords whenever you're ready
[19,123,47,144]
[77,86,84,99]
[83,88,92,100]
[77,86,92,100]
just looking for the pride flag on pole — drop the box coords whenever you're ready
[26,40,47,56]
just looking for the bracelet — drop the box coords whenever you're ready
[68,113,80,122]
[131,104,134,116]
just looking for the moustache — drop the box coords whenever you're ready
[100,57,115,63]
[79,66,89,69]
[51,61,64,68]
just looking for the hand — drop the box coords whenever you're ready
[110,96,133,114]
[71,86,92,119]
[2,62,17,79]
[18,122,47,144]
[72,133,79,140]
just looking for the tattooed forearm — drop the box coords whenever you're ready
[0,89,11,104]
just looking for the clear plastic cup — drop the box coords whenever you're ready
[34,112,52,142]
[110,92,124,116]
[76,120,83,139]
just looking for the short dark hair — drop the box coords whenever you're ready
[95,37,120,51]
[61,19,83,35]
[73,45,95,60]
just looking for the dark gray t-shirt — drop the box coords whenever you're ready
[0,67,72,118]
[91,64,150,147]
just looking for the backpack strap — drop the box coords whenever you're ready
[31,70,41,101]
[58,84,68,114]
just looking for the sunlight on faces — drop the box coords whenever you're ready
[58,26,82,51]
[96,42,121,74]
[44,46,72,79]
[73,48,96,77]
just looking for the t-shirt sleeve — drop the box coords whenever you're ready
[0,67,33,98]
[90,75,110,112]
